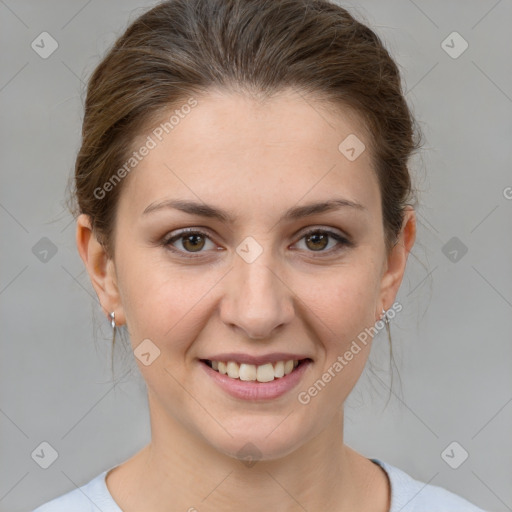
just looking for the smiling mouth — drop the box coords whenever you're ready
[200,358,312,383]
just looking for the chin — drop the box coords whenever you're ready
[205,420,309,464]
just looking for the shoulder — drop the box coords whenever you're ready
[31,468,121,512]
[371,458,488,512]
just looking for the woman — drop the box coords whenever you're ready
[33,0,488,510]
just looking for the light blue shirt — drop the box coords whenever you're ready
[32,458,488,511]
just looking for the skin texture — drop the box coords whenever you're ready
[77,88,416,511]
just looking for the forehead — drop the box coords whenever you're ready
[118,88,380,221]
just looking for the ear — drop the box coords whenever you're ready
[76,214,126,326]
[377,206,416,316]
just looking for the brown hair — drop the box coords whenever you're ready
[73,0,422,396]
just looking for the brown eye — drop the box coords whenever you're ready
[164,229,216,256]
[294,228,352,255]
[181,233,206,252]
[305,232,329,251]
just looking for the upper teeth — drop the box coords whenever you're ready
[210,360,300,382]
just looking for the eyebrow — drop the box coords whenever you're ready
[142,197,366,223]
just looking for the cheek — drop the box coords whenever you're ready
[297,265,379,408]
[116,251,221,344]
[298,260,381,341]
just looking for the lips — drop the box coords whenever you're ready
[199,357,313,400]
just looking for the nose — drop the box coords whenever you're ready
[219,247,295,340]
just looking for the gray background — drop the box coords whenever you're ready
[1,1,511,511]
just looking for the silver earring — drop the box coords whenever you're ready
[109,311,116,330]
[381,308,389,325]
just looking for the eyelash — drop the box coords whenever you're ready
[162,227,353,259]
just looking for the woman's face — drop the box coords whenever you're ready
[84,89,414,461]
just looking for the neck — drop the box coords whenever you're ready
[110,398,380,512]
